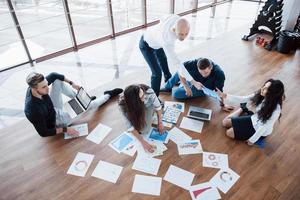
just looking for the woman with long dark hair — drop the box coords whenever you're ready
[217,79,285,145]
[119,84,164,152]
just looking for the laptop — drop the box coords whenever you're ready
[187,106,212,121]
[64,87,92,118]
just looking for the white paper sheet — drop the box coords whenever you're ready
[109,132,135,153]
[177,139,203,155]
[122,142,137,156]
[132,174,162,196]
[67,152,94,177]
[180,117,204,133]
[86,123,112,144]
[163,165,195,190]
[210,168,240,194]
[91,160,123,183]
[164,101,185,112]
[132,154,162,175]
[168,127,192,144]
[64,123,89,139]
[203,152,229,169]
[189,182,221,200]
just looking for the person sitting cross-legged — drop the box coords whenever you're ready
[24,72,123,137]
[160,58,233,111]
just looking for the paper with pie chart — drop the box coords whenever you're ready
[91,160,123,183]
[210,168,240,193]
[67,152,94,177]
[203,152,229,169]
[189,182,221,200]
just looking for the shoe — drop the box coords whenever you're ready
[159,87,172,93]
[90,96,96,101]
[104,88,123,98]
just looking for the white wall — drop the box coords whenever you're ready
[282,0,300,30]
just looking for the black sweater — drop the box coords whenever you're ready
[24,72,65,137]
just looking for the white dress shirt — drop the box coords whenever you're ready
[143,14,193,81]
[226,94,281,143]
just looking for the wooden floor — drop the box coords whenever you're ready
[1,27,300,200]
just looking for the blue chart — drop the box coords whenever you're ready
[112,134,134,151]
[149,128,168,142]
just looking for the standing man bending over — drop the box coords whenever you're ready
[24,72,123,137]
[139,15,203,99]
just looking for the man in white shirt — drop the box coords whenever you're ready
[139,14,203,98]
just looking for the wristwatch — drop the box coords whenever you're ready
[63,127,68,133]
[69,81,73,86]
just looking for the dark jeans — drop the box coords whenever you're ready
[139,36,172,96]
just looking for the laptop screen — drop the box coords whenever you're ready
[76,88,91,109]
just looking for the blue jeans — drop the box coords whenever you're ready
[139,36,172,96]
[164,72,205,100]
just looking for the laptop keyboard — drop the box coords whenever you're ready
[69,99,84,115]
[190,111,209,119]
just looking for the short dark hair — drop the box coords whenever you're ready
[197,58,212,70]
[26,72,45,88]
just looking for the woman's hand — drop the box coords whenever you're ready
[158,121,165,134]
[142,140,157,153]
[72,83,81,91]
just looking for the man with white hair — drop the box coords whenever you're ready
[139,15,202,99]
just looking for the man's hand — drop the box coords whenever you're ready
[184,85,193,97]
[72,83,81,91]
[158,121,165,134]
[142,140,157,153]
[222,104,235,112]
[191,80,204,90]
[66,127,80,137]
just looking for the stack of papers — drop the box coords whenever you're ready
[162,107,181,124]
[177,140,203,155]
[86,123,112,144]
[168,127,192,144]
[163,165,195,190]
[109,132,135,153]
[189,182,221,200]
[203,152,229,169]
[180,117,204,133]
[164,101,185,112]
[132,154,162,175]
[132,175,162,196]
[67,152,94,177]
[64,123,88,139]
[91,160,123,183]
[210,168,240,194]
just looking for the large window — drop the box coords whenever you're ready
[13,0,72,58]
[147,0,170,23]
[0,0,232,71]
[112,0,143,32]
[0,1,28,70]
[68,0,111,44]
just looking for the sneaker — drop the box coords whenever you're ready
[90,96,96,101]
[104,88,123,98]
[159,87,172,93]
